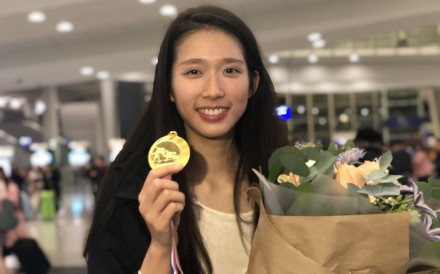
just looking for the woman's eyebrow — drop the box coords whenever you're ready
[177,57,245,65]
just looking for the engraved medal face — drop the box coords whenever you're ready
[148,131,190,169]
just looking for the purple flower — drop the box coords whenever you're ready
[409,180,437,218]
[337,148,366,164]
[423,215,440,241]
[406,180,440,241]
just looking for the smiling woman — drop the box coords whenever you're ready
[84,5,288,274]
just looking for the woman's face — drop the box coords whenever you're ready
[171,29,258,141]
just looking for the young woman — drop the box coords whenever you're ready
[84,5,288,274]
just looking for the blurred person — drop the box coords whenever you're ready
[84,5,288,274]
[26,167,44,215]
[86,156,108,196]
[405,137,436,182]
[411,149,436,182]
[42,164,61,211]
[354,128,385,162]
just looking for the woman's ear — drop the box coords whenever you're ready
[249,70,260,98]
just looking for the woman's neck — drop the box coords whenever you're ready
[185,131,252,213]
[186,133,239,186]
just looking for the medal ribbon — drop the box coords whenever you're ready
[170,221,184,274]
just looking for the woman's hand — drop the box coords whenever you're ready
[138,164,185,251]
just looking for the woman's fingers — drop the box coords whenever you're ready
[138,163,185,248]
[139,163,183,202]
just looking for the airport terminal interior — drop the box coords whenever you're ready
[1,0,440,273]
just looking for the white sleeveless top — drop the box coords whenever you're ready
[193,200,254,274]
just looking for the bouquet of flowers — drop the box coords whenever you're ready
[247,141,440,274]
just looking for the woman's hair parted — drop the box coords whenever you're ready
[84,5,288,274]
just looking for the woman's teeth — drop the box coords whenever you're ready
[199,108,226,115]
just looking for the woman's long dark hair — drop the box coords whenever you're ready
[84,5,288,274]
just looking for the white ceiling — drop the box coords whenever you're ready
[1,0,440,94]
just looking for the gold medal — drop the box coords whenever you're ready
[148,131,190,169]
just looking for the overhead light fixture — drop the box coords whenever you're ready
[27,11,46,23]
[307,32,322,43]
[151,57,158,65]
[269,54,279,64]
[96,71,110,80]
[160,4,177,17]
[34,100,47,116]
[297,105,306,114]
[0,97,8,108]
[308,54,318,64]
[139,0,156,4]
[80,66,95,76]
[349,53,360,63]
[56,21,74,33]
[10,98,24,110]
[312,39,326,48]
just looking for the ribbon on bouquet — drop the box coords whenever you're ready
[170,221,184,274]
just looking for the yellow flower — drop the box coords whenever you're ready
[357,160,382,175]
[335,163,366,188]
[368,195,377,204]
[277,172,301,187]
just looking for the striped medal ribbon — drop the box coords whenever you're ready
[170,221,184,274]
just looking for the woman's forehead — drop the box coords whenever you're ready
[175,29,245,62]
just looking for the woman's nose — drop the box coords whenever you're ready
[202,73,224,99]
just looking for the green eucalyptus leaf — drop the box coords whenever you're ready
[357,184,401,197]
[377,175,402,183]
[279,182,296,189]
[268,161,283,184]
[301,146,322,161]
[314,151,337,176]
[364,170,388,181]
[280,153,310,177]
[327,143,338,155]
[379,151,393,171]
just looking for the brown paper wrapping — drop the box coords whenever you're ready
[246,187,413,274]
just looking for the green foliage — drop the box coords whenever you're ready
[379,151,393,171]
[417,176,440,200]
[357,184,401,197]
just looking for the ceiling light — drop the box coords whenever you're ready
[307,32,322,42]
[0,97,8,108]
[35,100,47,116]
[269,54,279,64]
[360,108,370,117]
[311,107,320,116]
[297,105,306,114]
[151,57,158,65]
[56,21,74,33]
[339,113,350,124]
[349,53,360,63]
[318,117,327,126]
[308,54,318,64]
[96,71,110,80]
[312,39,326,48]
[10,98,24,110]
[80,66,94,76]
[139,0,156,4]
[27,11,46,23]
[160,5,177,17]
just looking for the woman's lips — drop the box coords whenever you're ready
[197,107,228,122]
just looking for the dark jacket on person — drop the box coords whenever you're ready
[87,161,151,274]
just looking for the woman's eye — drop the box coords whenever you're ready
[186,69,200,75]
[225,68,239,74]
